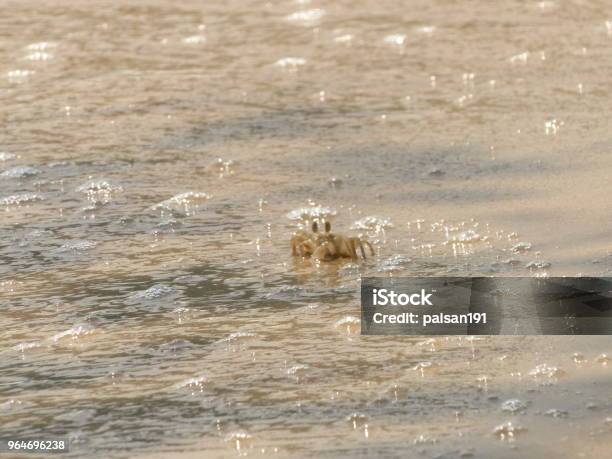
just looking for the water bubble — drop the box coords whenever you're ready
[413,361,433,377]
[26,42,57,51]
[455,94,473,107]
[537,1,556,11]
[334,316,360,334]
[0,152,16,161]
[130,284,174,300]
[544,409,568,418]
[415,25,436,35]
[462,73,476,84]
[413,434,437,445]
[285,8,325,26]
[526,260,551,270]
[57,240,97,252]
[417,338,438,352]
[383,34,407,46]
[77,179,122,205]
[287,364,309,379]
[595,354,610,365]
[509,51,529,64]
[0,193,43,207]
[13,341,41,352]
[152,192,211,216]
[501,399,527,413]
[171,307,192,324]
[493,421,526,440]
[52,322,96,343]
[511,242,532,253]
[545,119,563,135]
[7,70,35,83]
[378,254,412,272]
[529,363,564,381]
[451,230,481,243]
[346,413,367,429]
[24,52,53,61]
[351,216,393,231]
[219,332,257,344]
[0,399,24,412]
[208,158,236,177]
[274,57,307,69]
[1,166,40,178]
[225,431,253,452]
[334,34,353,44]
[173,375,208,393]
[477,375,489,391]
[182,35,206,44]
[286,206,337,222]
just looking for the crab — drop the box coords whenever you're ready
[291,221,375,261]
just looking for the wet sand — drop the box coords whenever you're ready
[1,0,611,457]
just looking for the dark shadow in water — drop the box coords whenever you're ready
[153,107,342,150]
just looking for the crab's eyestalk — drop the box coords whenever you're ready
[312,221,319,233]
[325,221,331,233]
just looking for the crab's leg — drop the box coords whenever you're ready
[299,240,315,257]
[351,238,366,259]
[313,243,333,261]
[327,240,338,258]
[338,237,356,259]
[291,237,299,256]
[363,241,375,256]
[348,239,358,259]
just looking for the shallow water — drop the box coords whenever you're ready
[1,0,612,457]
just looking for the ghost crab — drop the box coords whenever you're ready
[291,221,375,261]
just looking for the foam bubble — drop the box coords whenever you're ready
[511,242,532,253]
[529,363,564,379]
[77,179,122,205]
[182,35,206,44]
[26,42,58,51]
[1,166,40,178]
[351,216,393,231]
[52,322,96,342]
[501,399,527,413]
[334,34,354,44]
[131,284,174,300]
[0,193,43,206]
[509,51,529,64]
[173,374,208,391]
[13,341,41,352]
[286,206,336,221]
[24,52,53,61]
[225,432,253,451]
[493,421,526,440]
[275,57,307,69]
[0,152,16,161]
[57,240,97,252]
[384,34,407,46]
[152,192,211,216]
[285,8,325,26]
[7,70,35,82]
